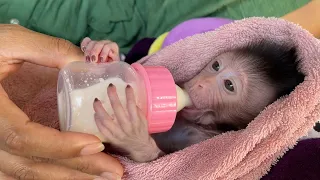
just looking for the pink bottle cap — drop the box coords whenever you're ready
[131,63,177,133]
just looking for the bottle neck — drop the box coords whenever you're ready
[131,63,178,133]
[175,85,192,112]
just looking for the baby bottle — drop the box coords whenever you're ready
[57,61,192,141]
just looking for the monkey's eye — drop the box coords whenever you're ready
[224,79,234,92]
[212,61,220,71]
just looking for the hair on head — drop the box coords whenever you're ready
[234,41,305,99]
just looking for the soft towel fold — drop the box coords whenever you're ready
[119,17,320,180]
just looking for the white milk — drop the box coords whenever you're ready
[59,77,137,141]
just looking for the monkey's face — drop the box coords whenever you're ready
[182,52,277,126]
[184,52,247,110]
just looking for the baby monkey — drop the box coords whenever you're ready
[81,37,305,162]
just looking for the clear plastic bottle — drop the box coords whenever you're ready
[57,61,192,141]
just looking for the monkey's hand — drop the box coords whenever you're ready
[80,37,120,63]
[93,84,163,162]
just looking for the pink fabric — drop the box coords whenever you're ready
[120,17,320,179]
[2,17,320,180]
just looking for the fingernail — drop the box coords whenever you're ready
[94,98,99,102]
[86,56,90,62]
[80,143,105,156]
[91,55,96,62]
[82,46,86,52]
[100,172,121,180]
[109,83,114,87]
[99,57,104,62]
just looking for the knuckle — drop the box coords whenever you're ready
[114,43,119,50]
[4,128,23,152]
[30,156,55,164]
[88,41,96,46]
[13,165,36,180]
[96,41,104,45]
[111,43,119,50]
[75,161,90,173]
[85,49,90,55]
[92,47,102,53]
[102,46,110,51]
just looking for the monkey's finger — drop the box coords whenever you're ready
[99,45,111,63]
[84,41,97,61]
[107,84,133,134]
[108,51,120,62]
[137,107,149,130]
[125,85,141,130]
[89,42,105,63]
[0,150,102,180]
[93,99,114,122]
[100,42,119,62]
[94,116,118,144]
[80,37,91,52]
[93,100,121,134]
[93,101,123,139]
[105,42,119,57]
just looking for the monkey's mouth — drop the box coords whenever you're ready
[181,106,202,114]
[183,84,208,109]
[183,106,196,110]
[185,93,206,109]
[179,107,200,120]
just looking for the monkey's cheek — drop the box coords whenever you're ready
[186,94,202,109]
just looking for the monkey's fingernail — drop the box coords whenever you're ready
[99,57,104,62]
[94,98,99,102]
[109,83,114,87]
[81,46,86,52]
[91,55,96,62]
[100,172,121,180]
[86,56,90,62]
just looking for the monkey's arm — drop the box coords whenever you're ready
[152,118,220,154]
[94,85,220,161]
[282,0,320,38]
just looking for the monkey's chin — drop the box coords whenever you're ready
[179,107,204,121]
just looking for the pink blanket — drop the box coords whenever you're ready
[3,17,320,180]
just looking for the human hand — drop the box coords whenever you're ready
[0,24,84,81]
[0,85,123,180]
[93,84,162,162]
[81,37,120,63]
